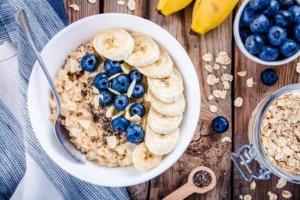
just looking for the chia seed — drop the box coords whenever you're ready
[193,170,212,188]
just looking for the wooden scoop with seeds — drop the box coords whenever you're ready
[163,166,216,200]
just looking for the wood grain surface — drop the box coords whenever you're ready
[65,0,300,199]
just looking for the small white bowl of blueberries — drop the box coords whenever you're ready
[234,0,300,66]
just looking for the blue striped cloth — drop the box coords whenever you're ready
[0,0,129,199]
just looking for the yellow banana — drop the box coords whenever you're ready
[157,0,193,16]
[191,0,238,36]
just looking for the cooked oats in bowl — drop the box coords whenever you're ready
[49,28,187,170]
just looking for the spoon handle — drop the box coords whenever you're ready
[163,183,195,200]
[17,9,61,114]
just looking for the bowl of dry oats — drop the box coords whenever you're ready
[231,84,300,184]
[27,13,200,186]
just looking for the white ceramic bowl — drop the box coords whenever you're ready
[27,13,201,187]
[234,0,300,66]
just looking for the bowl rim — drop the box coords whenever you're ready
[27,13,201,187]
[233,0,300,66]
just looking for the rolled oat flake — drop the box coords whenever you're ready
[193,170,212,188]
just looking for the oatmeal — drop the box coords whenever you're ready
[261,91,300,175]
[50,28,186,170]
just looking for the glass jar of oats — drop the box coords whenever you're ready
[231,84,300,184]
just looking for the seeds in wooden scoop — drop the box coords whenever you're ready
[193,170,212,188]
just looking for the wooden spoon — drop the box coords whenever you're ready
[163,166,217,200]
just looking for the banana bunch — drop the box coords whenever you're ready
[157,0,239,35]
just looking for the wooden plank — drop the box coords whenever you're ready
[233,1,300,200]
[102,1,149,199]
[146,1,233,199]
[65,0,100,22]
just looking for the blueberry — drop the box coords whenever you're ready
[132,83,145,98]
[93,73,109,90]
[267,26,288,46]
[241,7,257,25]
[279,0,294,7]
[260,68,278,86]
[81,53,99,72]
[245,34,264,54]
[111,74,130,93]
[264,0,280,16]
[99,91,113,106]
[211,116,229,134]
[259,46,279,61]
[250,0,270,11]
[130,103,145,117]
[274,10,292,27]
[111,116,130,133]
[294,24,300,42]
[250,14,270,33]
[280,39,299,57]
[104,59,122,75]
[125,124,144,143]
[129,70,143,83]
[288,5,300,24]
[114,95,129,111]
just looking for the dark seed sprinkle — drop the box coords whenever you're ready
[193,170,212,188]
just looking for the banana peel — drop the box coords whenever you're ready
[157,0,193,16]
[191,0,239,36]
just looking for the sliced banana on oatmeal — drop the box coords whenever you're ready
[125,33,160,67]
[132,143,162,171]
[148,68,184,104]
[146,91,186,117]
[147,108,183,134]
[145,125,179,156]
[136,48,173,78]
[93,28,134,61]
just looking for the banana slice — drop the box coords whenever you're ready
[125,33,160,67]
[132,143,162,171]
[147,91,186,117]
[93,28,134,61]
[145,125,179,155]
[148,68,184,103]
[136,48,173,78]
[147,108,183,134]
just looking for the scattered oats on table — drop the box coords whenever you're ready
[246,78,254,88]
[243,194,252,200]
[117,0,126,5]
[237,70,247,77]
[250,181,256,190]
[69,3,80,11]
[208,95,214,101]
[209,105,218,113]
[221,73,233,82]
[282,190,292,199]
[213,63,220,70]
[204,64,213,73]
[207,74,220,85]
[221,136,231,143]
[87,0,97,4]
[296,62,300,74]
[202,53,213,62]
[223,81,230,90]
[268,191,278,200]
[216,51,231,65]
[234,97,243,107]
[276,178,287,189]
[127,0,136,11]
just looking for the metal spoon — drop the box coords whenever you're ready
[17,9,86,164]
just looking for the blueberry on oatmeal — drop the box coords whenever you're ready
[131,83,145,98]
[114,94,129,111]
[129,70,143,83]
[130,103,145,117]
[81,53,99,72]
[125,124,145,143]
[99,91,113,106]
[94,73,109,90]
[104,59,122,75]
[112,116,130,132]
[111,74,130,93]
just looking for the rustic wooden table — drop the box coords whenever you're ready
[65,0,300,199]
